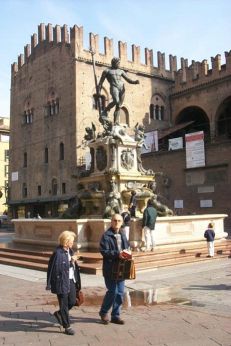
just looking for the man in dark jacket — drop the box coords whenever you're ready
[142,199,157,251]
[99,214,130,325]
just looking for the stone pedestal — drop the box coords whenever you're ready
[13,214,228,251]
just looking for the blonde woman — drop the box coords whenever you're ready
[46,230,81,335]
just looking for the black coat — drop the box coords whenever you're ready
[204,228,215,242]
[46,246,81,295]
[99,227,130,278]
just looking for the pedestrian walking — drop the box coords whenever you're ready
[46,230,81,335]
[204,222,215,257]
[99,214,130,325]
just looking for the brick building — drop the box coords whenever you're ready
[0,117,9,214]
[8,23,231,230]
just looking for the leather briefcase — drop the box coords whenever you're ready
[111,259,136,280]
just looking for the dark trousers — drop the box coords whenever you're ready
[130,206,136,217]
[99,277,125,318]
[57,279,76,328]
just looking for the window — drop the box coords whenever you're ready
[23,98,33,124]
[45,147,48,163]
[4,165,9,178]
[59,142,64,160]
[22,183,27,198]
[52,178,58,195]
[45,98,59,116]
[23,152,27,167]
[23,109,33,124]
[4,181,8,200]
[38,185,41,196]
[4,150,9,162]
[119,107,129,126]
[149,94,165,121]
[62,182,66,194]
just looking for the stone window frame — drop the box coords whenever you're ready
[45,89,59,117]
[23,98,34,125]
[37,185,42,196]
[59,142,64,160]
[44,147,49,164]
[119,106,130,126]
[4,165,9,178]
[23,152,27,168]
[62,182,66,194]
[4,150,9,162]
[150,94,165,121]
[52,178,58,195]
[22,183,27,198]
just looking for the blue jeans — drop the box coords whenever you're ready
[99,277,125,318]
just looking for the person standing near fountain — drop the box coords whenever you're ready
[99,214,130,325]
[129,191,137,218]
[121,205,131,240]
[204,222,215,257]
[142,199,157,251]
[98,57,139,124]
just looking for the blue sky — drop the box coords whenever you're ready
[0,0,231,116]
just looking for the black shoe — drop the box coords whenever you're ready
[64,327,75,335]
[53,311,62,326]
[100,313,109,325]
[111,317,125,325]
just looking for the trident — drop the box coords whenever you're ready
[89,49,102,119]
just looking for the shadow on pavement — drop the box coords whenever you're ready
[0,310,100,333]
[183,284,231,291]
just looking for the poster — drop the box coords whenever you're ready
[185,131,205,168]
[142,130,158,153]
[168,137,183,150]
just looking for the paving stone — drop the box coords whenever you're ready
[0,259,231,345]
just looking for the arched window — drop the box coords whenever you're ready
[45,89,59,116]
[59,142,64,160]
[52,178,58,195]
[149,94,166,121]
[119,107,129,126]
[216,97,231,139]
[23,98,33,124]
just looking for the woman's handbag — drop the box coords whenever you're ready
[75,289,84,306]
[111,259,136,280]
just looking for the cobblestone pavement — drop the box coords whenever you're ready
[0,258,230,346]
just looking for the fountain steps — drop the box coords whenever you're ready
[0,239,230,274]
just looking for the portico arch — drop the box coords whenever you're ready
[175,106,210,140]
[215,96,231,139]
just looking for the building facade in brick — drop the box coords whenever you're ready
[0,117,9,215]
[8,23,231,230]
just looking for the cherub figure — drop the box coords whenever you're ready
[84,122,96,141]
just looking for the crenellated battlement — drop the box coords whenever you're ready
[11,23,178,80]
[11,23,231,88]
[173,51,231,94]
